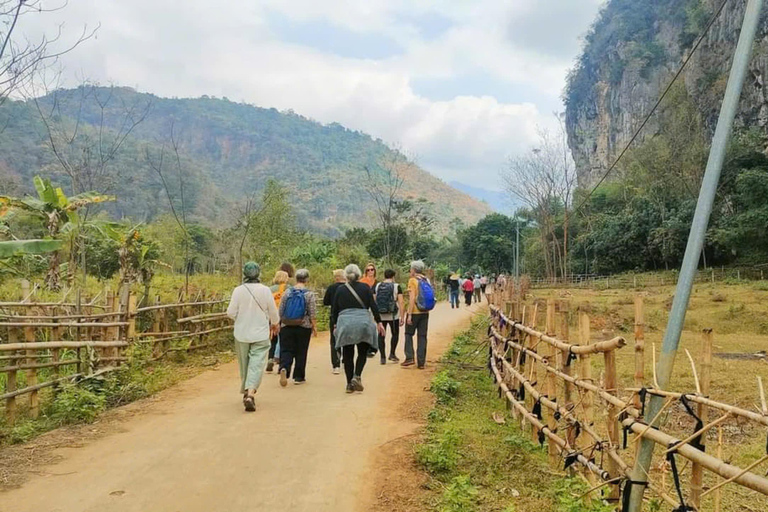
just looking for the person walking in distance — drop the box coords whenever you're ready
[323,269,346,374]
[332,264,386,393]
[402,260,436,369]
[374,269,405,364]
[473,275,482,303]
[359,262,379,358]
[480,275,488,302]
[448,273,460,309]
[277,269,317,386]
[462,274,474,306]
[267,270,291,373]
[226,262,280,412]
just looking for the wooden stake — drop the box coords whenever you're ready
[714,426,723,512]
[758,376,767,416]
[545,299,558,466]
[529,303,540,443]
[691,328,713,507]
[633,297,645,410]
[6,328,18,424]
[22,280,39,418]
[685,349,702,395]
[559,301,573,408]
[604,347,620,500]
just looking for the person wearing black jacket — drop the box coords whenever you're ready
[331,264,385,393]
[323,269,346,374]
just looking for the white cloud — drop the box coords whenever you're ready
[12,0,602,192]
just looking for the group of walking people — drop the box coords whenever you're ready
[226,259,436,411]
[445,273,491,308]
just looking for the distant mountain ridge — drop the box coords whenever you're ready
[0,86,491,236]
[449,181,514,213]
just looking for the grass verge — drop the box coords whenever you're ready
[415,317,613,512]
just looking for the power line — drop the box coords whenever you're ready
[573,0,730,215]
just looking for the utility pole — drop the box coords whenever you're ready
[625,1,764,510]
[515,217,520,282]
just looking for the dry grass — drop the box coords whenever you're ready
[517,281,768,511]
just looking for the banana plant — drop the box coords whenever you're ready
[0,239,64,259]
[0,176,114,290]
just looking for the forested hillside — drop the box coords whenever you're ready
[0,86,490,236]
[516,0,768,275]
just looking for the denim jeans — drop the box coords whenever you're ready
[449,290,459,308]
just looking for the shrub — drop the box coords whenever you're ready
[440,475,478,512]
[431,370,460,404]
[417,428,460,475]
[48,384,106,425]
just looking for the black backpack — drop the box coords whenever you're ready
[375,282,397,314]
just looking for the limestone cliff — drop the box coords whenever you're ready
[565,0,768,187]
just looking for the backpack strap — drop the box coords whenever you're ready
[242,284,268,317]
[345,283,366,309]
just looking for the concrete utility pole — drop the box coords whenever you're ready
[626,1,765,510]
[515,217,520,282]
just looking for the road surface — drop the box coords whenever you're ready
[0,301,480,512]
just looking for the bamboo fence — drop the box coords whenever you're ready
[486,285,768,511]
[1,282,232,424]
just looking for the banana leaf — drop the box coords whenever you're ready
[65,191,115,211]
[0,239,64,258]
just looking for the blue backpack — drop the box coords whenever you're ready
[282,288,308,325]
[416,277,436,312]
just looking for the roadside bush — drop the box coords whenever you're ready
[431,370,460,404]
[48,384,106,425]
[441,475,478,512]
[417,428,460,475]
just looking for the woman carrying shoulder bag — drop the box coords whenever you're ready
[331,264,385,393]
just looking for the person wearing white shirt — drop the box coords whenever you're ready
[226,262,280,412]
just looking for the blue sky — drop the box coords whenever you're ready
[19,0,604,200]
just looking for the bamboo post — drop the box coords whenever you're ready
[21,280,40,418]
[604,347,620,501]
[75,289,83,375]
[714,426,723,512]
[578,311,597,490]
[690,328,713,508]
[6,328,18,424]
[633,297,645,414]
[529,303,540,442]
[50,306,62,392]
[546,299,558,465]
[151,295,161,358]
[127,291,137,341]
[559,301,573,408]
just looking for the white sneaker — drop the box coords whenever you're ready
[332,367,341,375]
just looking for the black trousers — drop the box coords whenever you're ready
[464,291,473,305]
[269,335,279,360]
[378,320,400,359]
[342,343,370,383]
[279,326,312,381]
[330,327,341,368]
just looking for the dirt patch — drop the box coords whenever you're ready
[0,396,157,489]
[368,375,435,512]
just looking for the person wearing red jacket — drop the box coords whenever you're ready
[462,274,474,306]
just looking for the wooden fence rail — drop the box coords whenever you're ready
[487,292,768,511]
[1,284,234,425]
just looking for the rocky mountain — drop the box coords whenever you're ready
[0,87,491,236]
[565,0,768,187]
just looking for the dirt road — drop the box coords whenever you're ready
[1,301,480,512]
